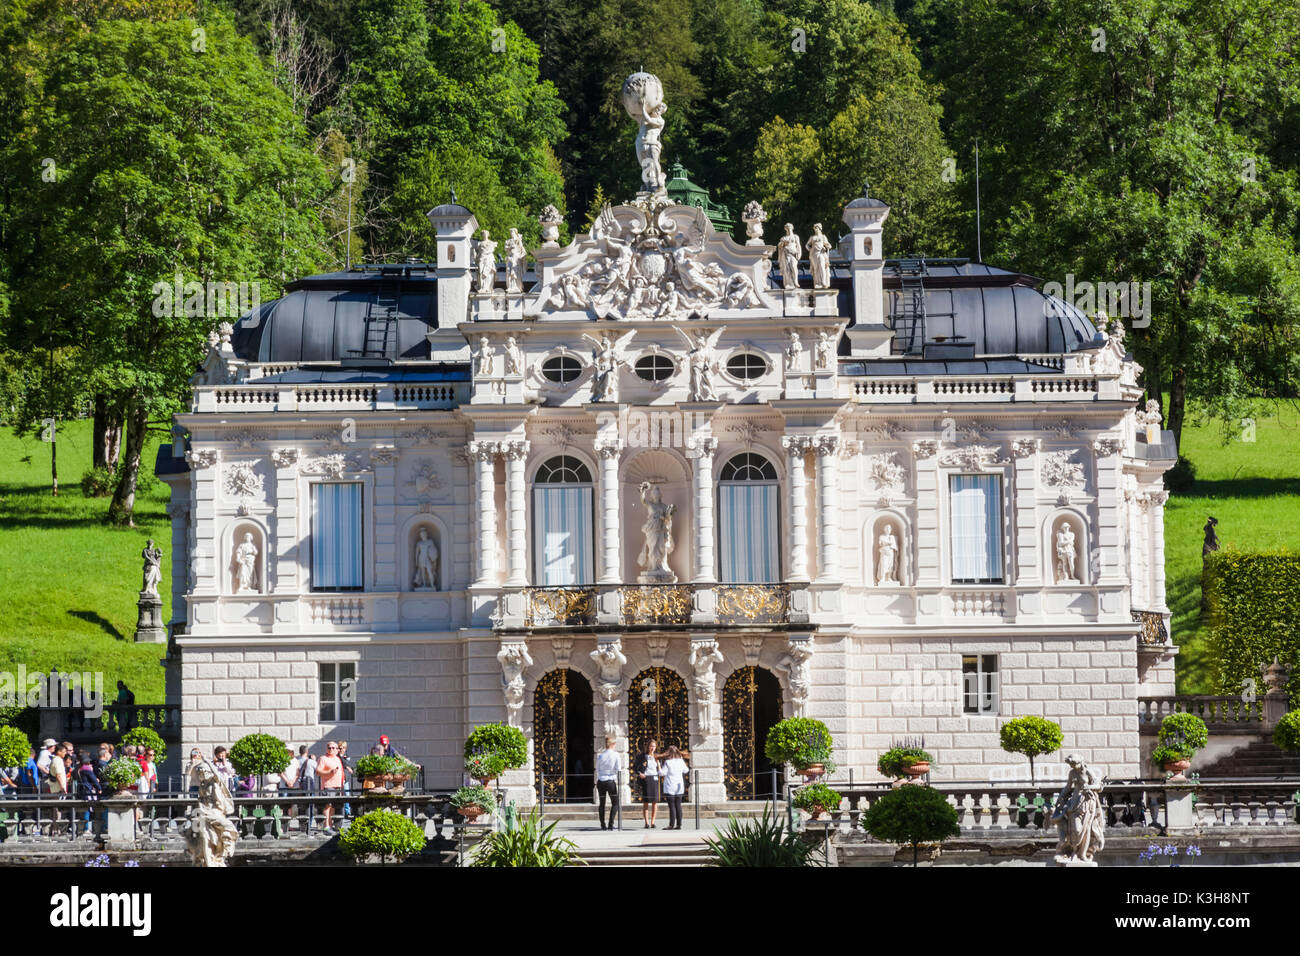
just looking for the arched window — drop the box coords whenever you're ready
[718,453,780,583]
[533,456,594,585]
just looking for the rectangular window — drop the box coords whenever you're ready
[719,483,780,583]
[319,662,356,722]
[949,475,1003,583]
[311,482,363,590]
[533,485,594,585]
[962,654,999,714]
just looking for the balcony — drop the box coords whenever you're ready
[501,583,795,629]
[1132,609,1169,646]
[715,584,791,625]
[621,585,694,626]
[525,587,597,627]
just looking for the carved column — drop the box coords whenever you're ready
[814,435,840,582]
[503,440,530,586]
[782,436,812,582]
[469,441,499,587]
[1148,490,1169,610]
[691,437,718,583]
[595,439,622,584]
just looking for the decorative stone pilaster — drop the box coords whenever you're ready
[372,446,398,590]
[497,640,533,729]
[1092,436,1123,585]
[595,439,623,584]
[503,440,530,586]
[271,446,299,599]
[782,436,813,582]
[910,441,940,587]
[1147,490,1169,611]
[185,448,220,600]
[814,434,840,582]
[468,441,500,587]
[1011,438,1041,588]
[690,437,718,583]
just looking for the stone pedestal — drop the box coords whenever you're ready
[102,796,139,849]
[637,569,677,585]
[134,592,166,643]
[1165,786,1197,830]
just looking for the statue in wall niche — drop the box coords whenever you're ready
[816,330,834,370]
[475,230,497,293]
[475,335,495,377]
[1050,755,1105,865]
[504,336,524,376]
[777,224,802,290]
[1054,524,1078,583]
[876,524,899,585]
[505,228,527,294]
[622,72,667,194]
[498,642,534,729]
[689,640,724,734]
[674,325,725,401]
[807,223,832,289]
[413,528,439,590]
[235,532,259,592]
[582,329,636,403]
[182,758,239,867]
[637,481,677,583]
[141,540,162,595]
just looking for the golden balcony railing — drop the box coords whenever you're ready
[621,585,694,626]
[525,587,597,627]
[1132,609,1168,646]
[715,584,790,625]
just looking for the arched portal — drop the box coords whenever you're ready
[626,667,690,800]
[722,666,784,800]
[533,669,595,804]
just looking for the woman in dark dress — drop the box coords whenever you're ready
[634,739,661,829]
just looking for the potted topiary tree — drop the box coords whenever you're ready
[792,782,842,820]
[764,717,835,780]
[464,723,528,787]
[121,727,167,765]
[356,754,421,792]
[999,716,1064,785]
[338,807,426,864]
[102,757,143,797]
[450,784,497,823]
[877,746,934,784]
[1152,712,1209,781]
[861,784,961,866]
[228,732,290,793]
[0,726,29,777]
[1272,709,1300,753]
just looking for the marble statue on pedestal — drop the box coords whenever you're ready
[807,223,832,289]
[182,758,239,867]
[689,640,724,734]
[475,335,495,376]
[637,481,677,583]
[413,528,439,590]
[235,532,259,593]
[1050,755,1105,865]
[591,640,628,735]
[623,72,667,194]
[777,224,802,289]
[876,524,899,585]
[498,642,534,728]
[1055,524,1078,583]
[475,231,497,293]
[141,540,162,595]
[505,228,527,294]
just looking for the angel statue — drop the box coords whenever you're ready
[637,481,676,582]
[673,325,726,401]
[581,329,637,403]
[475,230,498,293]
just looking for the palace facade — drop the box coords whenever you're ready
[159,78,1177,801]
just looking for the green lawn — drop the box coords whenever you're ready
[1165,401,1300,694]
[0,419,172,702]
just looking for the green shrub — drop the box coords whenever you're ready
[1164,454,1197,493]
[450,784,496,812]
[464,752,506,780]
[102,757,142,792]
[792,782,841,814]
[1274,710,1300,752]
[228,733,290,777]
[0,705,38,740]
[999,716,1064,784]
[464,723,528,770]
[703,808,825,867]
[0,725,29,768]
[468,809,584,867]
[356,754,419,779]
[339,808,426,862]
[1204,550,1300,694]
[877,747,934,779]
[80,466,117,498]
[120,727,166,764]
[763,717,834,771]
[861,785,961,866]
[1154,712,1209,762]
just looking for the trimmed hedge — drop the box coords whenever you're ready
[0,725,30,768]
[1204,550,1300,695]
[121,727,167,765]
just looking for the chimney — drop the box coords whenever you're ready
[427,202,479,360]
[841,188,891,357]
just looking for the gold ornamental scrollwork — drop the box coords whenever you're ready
[525,587,597,627]
[1132,609,1168,646]
[621,585,694,626]
[715,585,790,625]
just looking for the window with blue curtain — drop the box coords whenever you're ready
[718,453,780,583]
[949,474,1003,583]
[311,482,363,590]
[532,456,594,585]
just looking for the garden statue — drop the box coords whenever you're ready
[636,481,676,583]
[1202,516,1219,561]
[689,640,724,734]
[182,757,239,867]
[141,540,162,595]
[475,230,497,293]
[413,528,439,590]
[622,72,667,194]
[807,223,832,289]
[777,223,802,290]
[504,228,527,294]
[1054,524,1078,583]
[1050,754,1105,865]
[876,524,899,585]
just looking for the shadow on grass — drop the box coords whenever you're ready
[1190,477,1300,499]
[67,610,125,641]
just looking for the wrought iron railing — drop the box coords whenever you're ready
[715,584,790,625]
[525,587,597,627]
[1132,609,1169,646]
[621,585,694,626]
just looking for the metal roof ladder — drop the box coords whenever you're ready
[892,258,928,356]
[360,276,401,358]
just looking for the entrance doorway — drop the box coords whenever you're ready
[722,666,784,800]
[626,666,690,799]
[533,669,595,803]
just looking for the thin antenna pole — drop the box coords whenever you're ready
[974,138,983,264]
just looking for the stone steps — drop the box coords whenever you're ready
[537,801,781,823]
[578,844,715,867]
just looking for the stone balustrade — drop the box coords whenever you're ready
[1138,695,1265,732]
[196,382,467,413]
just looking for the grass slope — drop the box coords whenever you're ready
[0,420,171,702]
[1165,402,1300,693]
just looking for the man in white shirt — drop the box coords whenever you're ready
[595,736,621,831]
[36,738,56,780]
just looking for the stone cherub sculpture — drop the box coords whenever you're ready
[637,481,677,583]
[1050,754,1105,865]
[182,757,239,867]
[141,540,162,596]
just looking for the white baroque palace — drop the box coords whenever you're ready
[159,74,1176,802]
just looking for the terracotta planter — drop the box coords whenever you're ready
[799,763,826,781]
[476,776,496,788]
[1162,758,1191,781]
[457,804,485,823]
[805,805,826,819]
[903,761,930,779]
